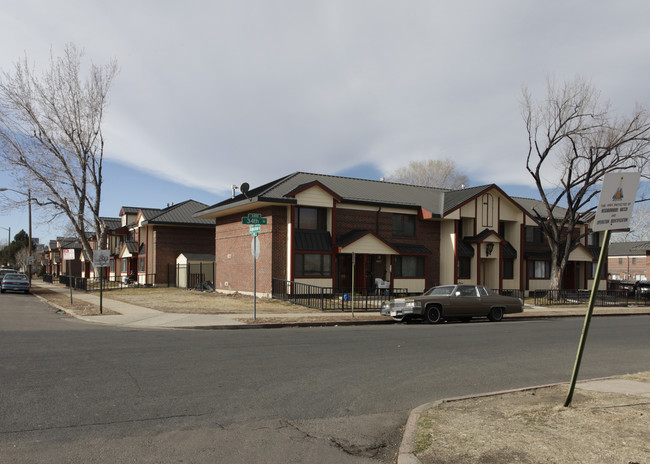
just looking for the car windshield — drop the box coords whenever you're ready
[5,274,28,281]
[424,285,455,296]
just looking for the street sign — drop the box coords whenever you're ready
[63,249,75,260]
[249,224,261,233]
[93,249,110,268]
[593,172,641,232]
[242,213,267,225]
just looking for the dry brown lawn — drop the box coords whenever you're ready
[32,284,382,324]
[414,372,650,464]
[31,286,119,316]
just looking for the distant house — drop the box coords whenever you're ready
[195,172,603,296]
[111,200,215,286]
[44,237,82,277]
[607,241,650,281]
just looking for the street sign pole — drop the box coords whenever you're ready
[351,252,355,317]
[100,266,103,315]
[253,237,257,321]
[564,171,639,407]
[564,230,610,407]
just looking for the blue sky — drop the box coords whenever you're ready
[1,1,648,245]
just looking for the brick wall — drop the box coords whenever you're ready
[152,226,215,285]
[214,206,286,294]
[607,254,649,280]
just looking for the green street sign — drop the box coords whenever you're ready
[249,224,261,233]
[242,213,267,225]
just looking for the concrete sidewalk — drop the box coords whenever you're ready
[33,281,650,330]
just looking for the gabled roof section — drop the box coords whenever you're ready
[512,197,569,222]
[463,228,504,244]
[140,200,214,227]
[101,217,122,232]
[285,180,342,202]
[336,230,400,255]
[195,172,448,219]
[443,185,494,213]
[443,184,538,223]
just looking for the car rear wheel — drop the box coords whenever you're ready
[425,306,442,324]
[488,307,504,322]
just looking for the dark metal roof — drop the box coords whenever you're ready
[503,241,517,259]
[463,228,501,243]
[196,172,448,218]
[336,230,371,248]
[391,243,432,254]
[101,217,122,232]
[608,241,650,256]
[443,185,493,213]
[511,197,568,221]
[295,230,332,252]
[142,200,214,226]
[179,253,215,261]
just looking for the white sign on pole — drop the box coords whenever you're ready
[93,249,111,268]
[251,236,260,259]
[63,249,76,260]
[592,172,641,232]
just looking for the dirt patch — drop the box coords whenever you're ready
[31,286,119,316]
[414,372,650,464]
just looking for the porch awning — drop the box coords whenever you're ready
[295,230,332,252]
[336,230,399,255]
[391,243,431,255]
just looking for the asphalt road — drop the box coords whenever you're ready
[1,293,649,463]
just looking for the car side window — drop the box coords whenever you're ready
[478,286,488,297]
[458,286,476,297]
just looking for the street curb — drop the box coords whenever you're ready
[178,319,396,330]
[396,376,623,464]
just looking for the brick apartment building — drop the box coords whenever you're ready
[195,172,603,296]
[608,241,650,281]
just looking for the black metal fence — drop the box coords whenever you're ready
[491,288,526,302]
[55,274,157,292]
[271,278,408,311]
[531,289,630,306]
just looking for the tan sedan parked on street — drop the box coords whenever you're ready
[380,284,524,323]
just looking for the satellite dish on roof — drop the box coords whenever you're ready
[240,182,250,200]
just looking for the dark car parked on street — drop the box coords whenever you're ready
[1,273,31,294]
[380,284,523,323]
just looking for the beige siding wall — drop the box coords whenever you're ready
[295,187,333,208]
[439,220,456,284]
[295,277,333,287]
[393,278,426,293]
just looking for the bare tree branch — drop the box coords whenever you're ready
[385,158,469,189]
[521,76,650,290]
[0,44,119,260]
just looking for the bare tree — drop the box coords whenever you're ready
[385,158,469,189]
[0,44,118,262]
[522,76,650,290]
[611,203,650,242]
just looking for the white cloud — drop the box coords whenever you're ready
[2,0,650,198]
